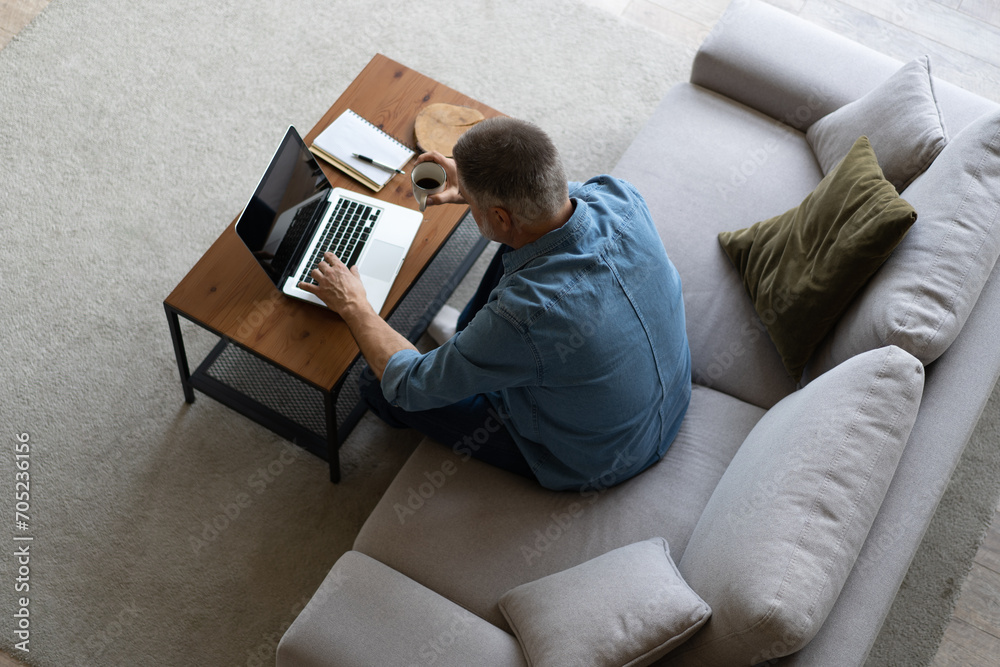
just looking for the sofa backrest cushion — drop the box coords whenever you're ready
[669,345,924,666]
[805,110,1000,381]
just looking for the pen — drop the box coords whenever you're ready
[352,153,405,175]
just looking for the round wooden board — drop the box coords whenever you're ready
[414,103,486,157]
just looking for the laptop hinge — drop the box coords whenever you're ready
[279,189,336,285]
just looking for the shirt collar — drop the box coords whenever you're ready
[502,198,589,274]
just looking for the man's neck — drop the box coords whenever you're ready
[509,198,576,248]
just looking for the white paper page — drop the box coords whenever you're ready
[312,110,414,187]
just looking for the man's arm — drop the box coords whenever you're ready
[300,153,461,379]
[298,252,415,380]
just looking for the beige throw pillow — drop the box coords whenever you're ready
[499,537,711,667]
[806,55,947,192]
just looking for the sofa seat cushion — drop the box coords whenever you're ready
[353,384,766,630]
[668,346,924,666]
[613,82,823,408]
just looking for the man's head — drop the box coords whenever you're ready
[453,117,569,237]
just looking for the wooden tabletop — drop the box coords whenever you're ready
[165,54,501,391]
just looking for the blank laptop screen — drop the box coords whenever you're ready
[236,128,330,284]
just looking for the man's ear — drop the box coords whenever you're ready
[490,207,515,235]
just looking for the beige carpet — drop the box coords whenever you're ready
[0,0,689,664]
[1,0,998,665]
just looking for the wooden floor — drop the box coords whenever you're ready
[0,0,47,50]
[1,0,998,665]
[598,0,1000,103]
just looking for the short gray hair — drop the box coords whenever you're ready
[453,117,567,227]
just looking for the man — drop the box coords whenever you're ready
[300,117,690,491]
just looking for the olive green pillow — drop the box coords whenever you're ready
[718,136,917,381]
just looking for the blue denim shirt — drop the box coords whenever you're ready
[382,175,691,491]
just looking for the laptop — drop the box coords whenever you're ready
[235,126,423,313]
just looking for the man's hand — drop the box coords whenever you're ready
[299,251,417,381]
[416,151,467,207]
[299,252,368,317]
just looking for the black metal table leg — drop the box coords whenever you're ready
[325,391,340,483]
[165,304,195,404]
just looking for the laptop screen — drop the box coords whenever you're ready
[235,127,331,284]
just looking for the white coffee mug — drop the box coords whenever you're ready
[411,161,447,212]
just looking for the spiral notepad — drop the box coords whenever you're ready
[309,109,415,192]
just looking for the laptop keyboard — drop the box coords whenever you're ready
[298,198,381,285]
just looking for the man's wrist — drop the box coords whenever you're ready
[336,294,416,381]
[339,298,376,328]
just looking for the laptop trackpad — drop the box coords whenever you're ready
[361,239,406,282]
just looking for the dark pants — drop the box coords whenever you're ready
[360,245,534,479]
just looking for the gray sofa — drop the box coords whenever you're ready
[277,1,1000,665]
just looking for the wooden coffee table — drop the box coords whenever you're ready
[163,55,500,482]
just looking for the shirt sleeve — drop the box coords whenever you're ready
[380,303,538,411]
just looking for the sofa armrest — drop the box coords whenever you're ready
[277,551,526,667]
[695,0,997,141]
[692,0,901,130]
